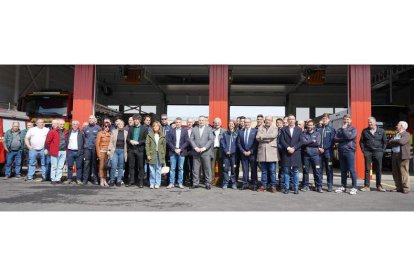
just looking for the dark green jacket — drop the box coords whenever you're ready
[145,132,166,165]
[4,129,26,151]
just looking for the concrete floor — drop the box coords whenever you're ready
[0,170,413,211]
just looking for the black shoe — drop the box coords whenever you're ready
[252,185,258,191]
[294,190,299,194]
[206,185,211,190]
[138,184,144,188]
[283,190,289,194]
[190,185,199,189]
[93,180,99,185]
[240,184,249,190]
[108,180,115,187]
[116,181,123,187]
[327,186,333,192]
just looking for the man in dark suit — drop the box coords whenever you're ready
[189,115,215,190]
[237,117,258,190]
[279,114,303,194]
[166,117,190,189]
[65,120,85,185]
[126,114,148,188]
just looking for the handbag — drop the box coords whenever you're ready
[105,158,112,170]
[161,166,170,175]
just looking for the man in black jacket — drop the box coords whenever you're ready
[126,114,148,187]
[359,117,387,192]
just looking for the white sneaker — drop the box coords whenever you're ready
[178,185,184,189]
[155,185,160,189]
[167,184,175,189]
[335,187,345,193]
[150,184,155,189]
[349,188,357,195]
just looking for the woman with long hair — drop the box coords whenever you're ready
[96,120,112,187]
[145,121,166,189]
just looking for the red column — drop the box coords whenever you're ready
[73,65,95,125]
[209,65,229,127]
[348,65,371,179]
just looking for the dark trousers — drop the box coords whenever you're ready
[183,155,193,186]
[128,149,144,185]
[83,148,98,182]
[339,151,357,189]
[303,154,322,188]
[241,155,257,186]
[363,151,383,187]
[235,150,241,182]
[320,150,334,187]
[222,154,236,187]
[67,150,83,181]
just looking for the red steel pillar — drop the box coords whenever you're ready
[73,65,96,125]
[348,65,371,179]
[209,65,229,127]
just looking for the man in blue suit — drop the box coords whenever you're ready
[166,117,190,189]
[280,114,303,194]
[237,118,258,190]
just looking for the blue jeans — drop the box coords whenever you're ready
[110,148,125,181]
[50,151,66,181]
[339,151,357,189]
[260,162,277,188]
[67,150,83,181]
[303,154,322,188]
[5,150,22,176]
[283,166,299,191]
[28,149,47,179]
[169,154,185,185]
[222,154,236,187]
[149,155,162,185]
[45,154,51,180]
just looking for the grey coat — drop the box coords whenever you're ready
[108,129,128,162]
[190,125,215,156]
[256,125,279,162]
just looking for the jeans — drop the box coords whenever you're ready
[283,166,299,191]
[149,155,162,185]
[303,154,322,188]
[169,154,185,185]
[45,154,51,180]
[67,150,83,181]
[50,151,66,181]
[110,148,125,181]
[339,151,357,189]
[363,151,383,187]
[222,154,236,187]
[320,150,334,187]
[28,149,47,179]
[5,150,22,176]
[260,162,277,188]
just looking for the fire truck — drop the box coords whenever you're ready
[0,107,29,174]
[19,91,121,129]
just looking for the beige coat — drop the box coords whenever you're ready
[256,125,279,162]
[108,129,128,162]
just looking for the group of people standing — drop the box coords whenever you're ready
[3,112,411,195]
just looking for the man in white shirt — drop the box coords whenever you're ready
[211,117,226,186]
[24,119,50,181]
[65,120,85,184]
